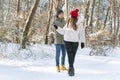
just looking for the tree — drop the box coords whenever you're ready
[103,6,110,28]
[114,0,120,46]
[96,0,101,29]
[89,0,96,31]
[65,0,69,20]
[21,0,40,49]
[14,0,21,43]
[56,0,62,9]
[16,0,20,15]
[45,0,53,44]
[0,0,4,26]
[84,0,90,28]
[109,0,113,33]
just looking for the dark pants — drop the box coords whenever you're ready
[64,41,79,68]
[55,44,66,66]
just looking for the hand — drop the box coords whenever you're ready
[81,43,84,49]
[54,25,58,29]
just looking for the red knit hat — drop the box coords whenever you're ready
[70,9,79,19]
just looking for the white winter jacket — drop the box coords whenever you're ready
[56,22,85,43]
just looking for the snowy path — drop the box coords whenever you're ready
[0,55,120,80]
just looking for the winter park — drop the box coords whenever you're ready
[0,0,120,80]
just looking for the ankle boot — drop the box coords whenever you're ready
[56,66,60,72]
[60,65,68,71]
[68,68,74,76]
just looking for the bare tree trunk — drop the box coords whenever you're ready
[65,0,69,20]
[116,14,120,46]
[113,0,117,46]
[84,0,90,28]
[114,1,116,35]
[48,0,51,10]
[104,6,110,29]
[109,0,113,33]
[118,5,120,36]
[45,0,53,44]
[0,0,4,26]
[14,0,21,43]
[56,0,62,9]
[96,0,100,29]
[21,0,40,49]
[115,1,120,46]
[17,0,20,15]
[89,0,95,31]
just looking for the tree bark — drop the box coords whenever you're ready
[84,0,90,28]
[89,0,95,30]
[65,0,69,20]
[103,6,110,29]
[17,0,20,15]
[21,0,40,49]
[109,0,113,33]
[115,1,120,46]
[96,0,100,29]
[0,0,4,26]
[14,0,21,43]
[45,0,53,44]
[113,0,117,46]
[56,0,62,9]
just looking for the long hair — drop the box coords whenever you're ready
[67,17,78,30]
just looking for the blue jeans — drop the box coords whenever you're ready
[55,44,66,66]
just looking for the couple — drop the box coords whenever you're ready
[53,9,85,76]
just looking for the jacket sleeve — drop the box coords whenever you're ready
[52,21,57,32]
[56,27,65,35]
[79,24,85,43]
[56,24,67,35]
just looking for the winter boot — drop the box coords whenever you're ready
[56,66,60,72]
[68,68,74,76]
[60,65,68,71]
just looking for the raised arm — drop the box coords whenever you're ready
[56,27,65,35]
[53,24,67,35]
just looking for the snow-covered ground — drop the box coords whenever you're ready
[0,43,120,80]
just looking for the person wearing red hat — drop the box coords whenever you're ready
[54,9,85,76]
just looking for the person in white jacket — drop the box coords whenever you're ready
[54,9,85,76]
